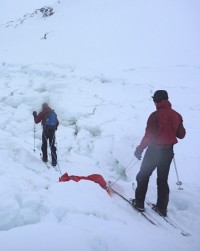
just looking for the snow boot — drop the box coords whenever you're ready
[52,161,57,167]
[153,205,167,217]
[42,156,48,163]
[131,199,145,212]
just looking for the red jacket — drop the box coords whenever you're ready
[138,100,186,150]
[34,105,59,129]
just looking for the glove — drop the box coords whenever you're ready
[134,146,143,160]
[33,111,37,117]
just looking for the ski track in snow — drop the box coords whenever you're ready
[0,63,200,251]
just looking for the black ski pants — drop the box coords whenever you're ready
[135,146,174,211]
[42,129,57,163]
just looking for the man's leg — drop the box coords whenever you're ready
[49,131,57,165]
[41,132,48,161]
[135,147,158,209]
[156,147,174,214]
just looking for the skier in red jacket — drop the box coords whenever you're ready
[133,90,186,216]
[33,103,59,166]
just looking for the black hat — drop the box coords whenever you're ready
[152,90,168,103]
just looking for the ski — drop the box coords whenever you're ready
[109,185,157,226]
[40,156,51,169]
[40,154,58,170]
[45,161,58,171]
[43,160,51,169]
[146,202,190,236]
[53,164,58,172]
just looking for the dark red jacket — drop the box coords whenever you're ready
[34,105,59,129]
[138,100,186,150]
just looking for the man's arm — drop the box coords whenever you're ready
[134,112,157,160]
[138,112,158,150]
[176,118,186,139]
[34,111,43,124]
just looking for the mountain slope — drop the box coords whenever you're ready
[1,0,200,70]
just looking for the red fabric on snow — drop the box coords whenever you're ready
[59,173,109,192]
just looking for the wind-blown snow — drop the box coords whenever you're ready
[0,1,200,251]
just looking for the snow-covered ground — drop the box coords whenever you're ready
[0,1,200,251]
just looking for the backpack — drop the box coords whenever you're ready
[44,110,58,131]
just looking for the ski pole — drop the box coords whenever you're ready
[55,139,62,176]
[33,122,36,153]
[173,157,183,190]
[110,158,139,188]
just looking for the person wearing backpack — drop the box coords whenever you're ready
[132,90,186,216]
[33,103,59,166]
